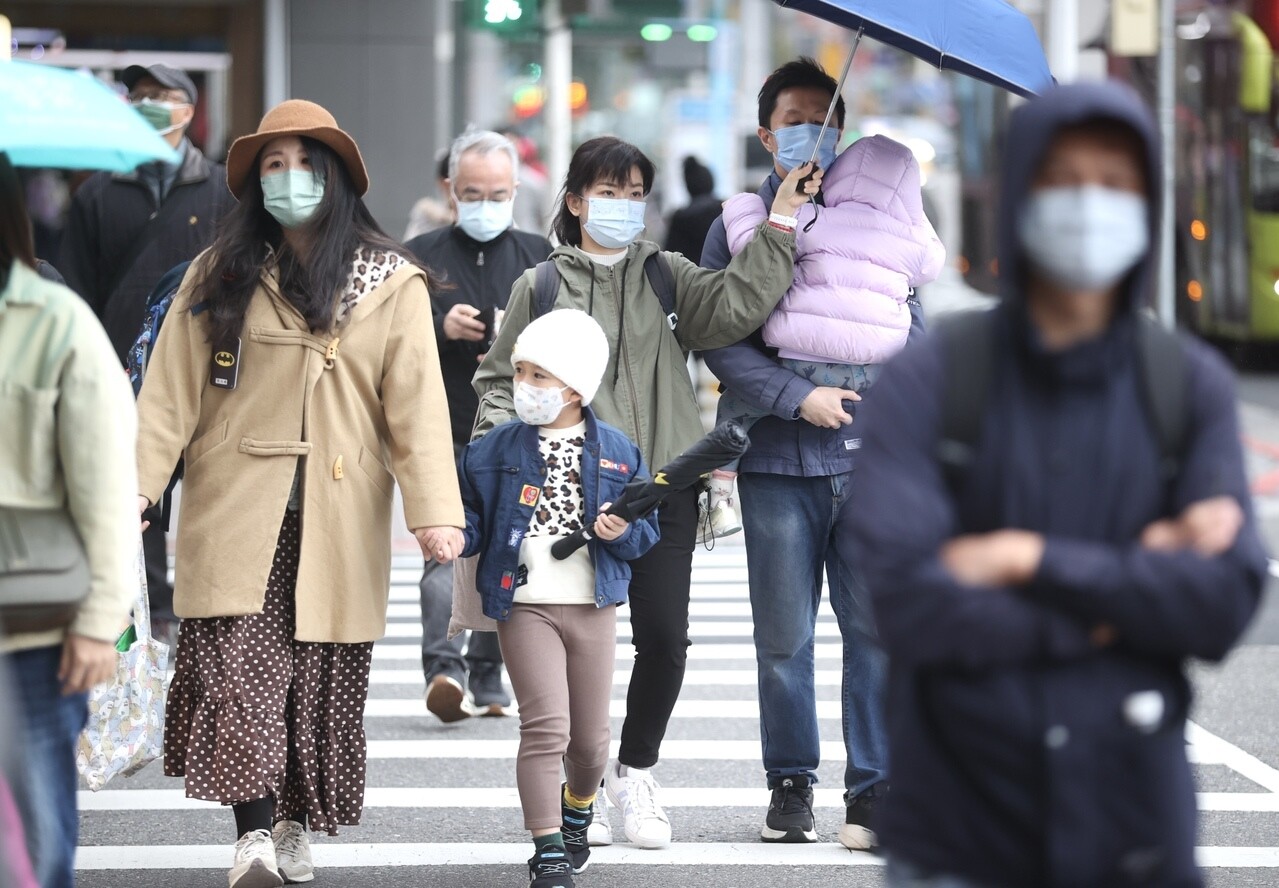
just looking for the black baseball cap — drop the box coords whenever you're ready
[122,63,197,106]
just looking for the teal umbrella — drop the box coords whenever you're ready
[0,60,178,171]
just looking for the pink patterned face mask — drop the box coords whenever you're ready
[514,381,571,426]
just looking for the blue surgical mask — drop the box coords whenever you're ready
[261,170,325,229]
[583,198,646,249]
[1018,185,1149,291]
[772,123,839,173]
[455,195,514,243]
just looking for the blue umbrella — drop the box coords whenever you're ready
[774,0,1054,98]
[0,60,178,171]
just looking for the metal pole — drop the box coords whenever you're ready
[263,0,289,108]
[1046,0,1079,82]
[1157,0,1175,326]
[544,0,572,200]
[433,0,455,150]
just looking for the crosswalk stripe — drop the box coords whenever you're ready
[76,842,887,870]
[72,843,1279,870]
[368,668,842,687]
[379,621,843,639]
[363,739,833,760]
[74,787,1279,814]
[383,601,829,619]
[371,642,844,661]
[361,698,835,719]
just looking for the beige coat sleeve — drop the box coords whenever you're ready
[60,299,139,642]
[383,275,464,530]
[135,266,206,505]
[665,221,797,352]
[470,269,534,440]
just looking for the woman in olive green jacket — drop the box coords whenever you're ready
[473,136,818,850]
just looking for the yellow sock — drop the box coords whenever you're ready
[563,785,595,811]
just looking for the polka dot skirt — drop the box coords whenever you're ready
[163,510,373,835]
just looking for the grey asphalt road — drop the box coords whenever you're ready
[71,370,1279,888]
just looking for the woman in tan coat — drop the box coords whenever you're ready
[135,100,464,888]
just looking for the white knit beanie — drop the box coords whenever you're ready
[510,308,610,406]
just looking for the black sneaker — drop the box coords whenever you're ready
[839,782,888,850]
[560,784,594,873]
[760,776,817,843]
[467,661,512,716]
[528,845,576,888]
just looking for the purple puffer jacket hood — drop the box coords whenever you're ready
[723,134,945,365]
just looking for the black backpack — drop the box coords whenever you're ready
[934,308,1188,492]
[531,253,678,332]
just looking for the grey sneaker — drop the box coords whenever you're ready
[271,819,314,883]
[228,829,283,888]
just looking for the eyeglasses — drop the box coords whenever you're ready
[453,189,514,204]
[128,89,189,105]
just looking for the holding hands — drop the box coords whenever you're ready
[416,525,465,564]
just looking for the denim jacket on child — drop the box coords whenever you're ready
[460,407,660,621]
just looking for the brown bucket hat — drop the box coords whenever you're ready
[225,99,369,199]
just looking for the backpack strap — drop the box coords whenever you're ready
[531,260,562,320]
[533,254,678,332]
[935,308,998,493]
[643,252,678,331]
[1135,314,1188,480]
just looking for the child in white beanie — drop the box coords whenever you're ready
[457,309,660,888]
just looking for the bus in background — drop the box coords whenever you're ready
[957,2,1279,343]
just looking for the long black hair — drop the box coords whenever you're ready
[551,137,656,247]
[0,153,36,291]
[193,137,442,344]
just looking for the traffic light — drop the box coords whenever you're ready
[468,0,538,33]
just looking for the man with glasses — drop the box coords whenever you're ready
[59,62,232,644]
[405,128,552,722]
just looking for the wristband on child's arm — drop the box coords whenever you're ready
[768,212,798,232]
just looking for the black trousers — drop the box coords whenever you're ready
[616,486,698,769]
[143,517,174,621]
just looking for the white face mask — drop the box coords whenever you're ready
[583,197,647,250]
[1018,185,1149,292]
[514,380,571,426]
[455,195,514,243]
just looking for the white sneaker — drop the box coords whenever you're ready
[229,830,283,888]
[603,761,671,849]
[696,494,743,545]
[587,791,613,846]
[271,820,314,883]
[708,499,743,537]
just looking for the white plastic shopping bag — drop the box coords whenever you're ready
[75,544,170,791]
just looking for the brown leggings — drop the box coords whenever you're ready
[497,602,617,830]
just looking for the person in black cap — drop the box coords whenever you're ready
[58,62,233,643]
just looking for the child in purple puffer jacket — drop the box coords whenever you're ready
[706,134,945,538]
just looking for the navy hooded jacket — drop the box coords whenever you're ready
[850,82,1267,888]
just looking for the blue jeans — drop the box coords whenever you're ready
[738,471,888,799]
[5,644,88,888]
